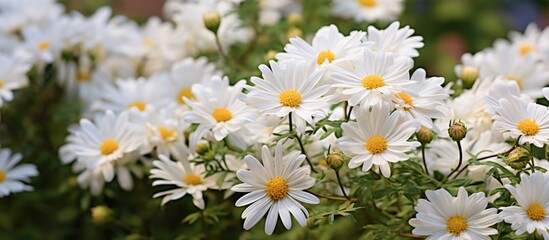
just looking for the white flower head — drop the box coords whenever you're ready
[231,143,319,235]
[246,60,330,133]
[365,21,424,58]
[0,53,30,108]
[332,0,404,23]
[331,50,413,109]
[338,103,420,177]
[500,172,549,236]
[0,147,38,197]
[409,187,500,239]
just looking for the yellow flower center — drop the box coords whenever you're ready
[0,170,5,183]
[362,75,385,90]
[357,0,377,7]
[212,108,232,122]
[177,87,194,105]
[394,92,413,106]
[279,89,302,107]
[265,176,289,201]
[129,101,146,111]
[100,139,119,155]
[527,202,545,221]
[519,44,534,56]
[38,41,50,51]
[517,118,540,136]
[143,38,154,47]
[317,50,335,65]
[0,80,4,89]
[505,76,523,91]
[365,135,387,154]
[157,126,177,141]
[183,173,202,185]
[447,215,468,236]
[76,72,91,82]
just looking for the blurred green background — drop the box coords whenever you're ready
[1,0,549,239]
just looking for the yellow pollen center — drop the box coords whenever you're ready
[0,170,5,183]
[279,90,302,107]
[38,41,50,51]
[212,108,232,122]
[129,101,146,111]
[177,88,194,105]
[365,135,387,154]
[265,176,289,201]
[519,44,534,56]
[100,139,119,155]
[143,38,154,47]
[76,72,91,82]
[0,80,4,89]
[447,215,468,236]
[157,126,177,141]
[517,119,539,136]
[317,50,335,65]
[527,203,546,221]
[394,92,413,106]
[183,173,202,185]
[357,0,377,7]
[362,75,385,90]
[505,76,523,91]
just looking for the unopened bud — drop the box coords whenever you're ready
[203,12,221,33]
[507,147,531,170]
[91,205,114,225]
[326,151,345,170]
[448,120,467,142]
[288,13,303,27]
[195,141,210,155]
[286,27,302,41]
[416,127,435,145]
[264,50,277,62]
[306,217,318,229]
[460,65,479,88]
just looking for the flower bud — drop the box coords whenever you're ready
[448,120,467,142]
[326,151,345,170]
[459,65,479,88]
[416,127,435,145]
[288,13,303,26]
[91,205,114,225]
[264,50,277,62]
[203,12,221,33]
[507,147,531,170]
[195,141,210,155]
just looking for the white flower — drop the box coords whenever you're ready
[276,24,366,70]
[391,68,449,131]
[332,0,403,23]
[507,23,545,60]
[500,172,549,236]
[484,78,532,118]
[245,60,330,133]
[150,153,226,209]
[231,143,319,235]
[365,21,424,58]
[338,104,420,177]
[137,107,190,158]
[454,52,484,83]
[409,187,500,239]
[492,97,549,148]
[20,23,64,63]
[258,0,301,26]
[0,53,30,107]
[0,147,38,197]
[183,76,257,150]
[331,50,413,108]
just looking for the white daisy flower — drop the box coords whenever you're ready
[276,24,366,69]
[507,23,544,59]
[331,50,413,109]
[231,143,319,235]
[245,60,330,133]
[137,107,190,158]
[150,153,227,209]
[338,104,420,177]
[183,76,257,150]
[331,0,403,23]
[0,147,38,197]
[500,172,549,236]
[391,68,449,132]
[492,97,549,148]
[20,23,64,63]
[484,78,532,118]
[409,187,500,239]
[365,21,424,58]
[0,53,30,108]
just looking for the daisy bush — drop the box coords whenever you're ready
[3,0,549,239]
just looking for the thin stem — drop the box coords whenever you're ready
[447,140,463,179]
[296,133,317,173]
[531,158,536,173]
[335,170,350,200]
[305,190,359,202]
[421,145,429,175]
[214,34,228,63]
[288,113,293,133]
[346,106,353,121]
